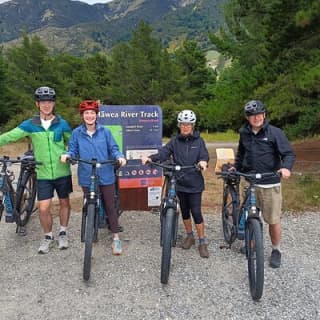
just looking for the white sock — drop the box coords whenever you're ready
[45,232,53,239]
[59,226,67,234]
[272,244,280,252]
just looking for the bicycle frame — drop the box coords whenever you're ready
[0,155,40,231]
[147,161,200,284]
[69,157,119,281]
[218,170,279,241]
[218,169,279,300]
[239,171,280,229]
[0,156,17,223]
[160,167,179,249]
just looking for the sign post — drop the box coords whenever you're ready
[98,105,163,211]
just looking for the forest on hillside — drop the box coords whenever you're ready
[0,0,319,139]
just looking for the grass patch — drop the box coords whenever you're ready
[282,175,320,212]
[164,129,239,143]
[200,130,239,142]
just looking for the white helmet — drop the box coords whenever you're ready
[177,110,196,124]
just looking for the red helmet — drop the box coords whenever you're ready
[79,100,99,114]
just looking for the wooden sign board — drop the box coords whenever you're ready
[215,148,235,173]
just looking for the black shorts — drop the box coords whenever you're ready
[37,176,73,201]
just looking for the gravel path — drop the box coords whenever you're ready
[0,210,319,320]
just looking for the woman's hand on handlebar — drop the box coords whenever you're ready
[141,156,151,165]
[117,157,127,167]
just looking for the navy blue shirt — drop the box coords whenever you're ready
[150,130,209,193]
[235,119,295,184]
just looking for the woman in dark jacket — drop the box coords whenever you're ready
[142,110,210,258]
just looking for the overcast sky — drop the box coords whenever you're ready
[0,0,113,4]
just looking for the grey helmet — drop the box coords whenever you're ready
[177,109,196,124]
[34,86,56,101]
[244,100,266,116]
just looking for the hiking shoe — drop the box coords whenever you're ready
[58,231,69,250]
[181,235,195,249]
[112,239,122,255]
[270,249,281,268]
[198,243,209,258]
[38,236,55,254]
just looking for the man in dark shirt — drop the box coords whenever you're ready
[235,100,295,268]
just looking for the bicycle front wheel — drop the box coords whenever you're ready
[161,208,175,284]
[222,184,237,244]
[246,218,264,301]
[83,203,96,281]
[15,171,36,227]
[0,201,4,221]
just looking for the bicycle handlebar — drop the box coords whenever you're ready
[146,160,201,172]
[68,157,120,168]
[217,170,280,181]
[0,156,42,166]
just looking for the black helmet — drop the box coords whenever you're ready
[34,86,56,101]
[244,100,266,116]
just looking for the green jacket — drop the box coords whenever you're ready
[0,114,71,180]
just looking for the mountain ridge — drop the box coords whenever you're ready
[0,0,226,55]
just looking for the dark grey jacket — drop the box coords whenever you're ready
[235,119,295,184]
[150,131,209,193]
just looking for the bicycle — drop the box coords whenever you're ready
[0,152,41,234]
[217,167,279,300]
[68,157,120,281]
[146,161,200,284]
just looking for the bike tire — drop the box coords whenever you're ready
[221,184,237,244]
[247,218,264,301]
[15,171,36,227]
[83,203,96,281]
[161,207,175,284]
[172,211,179,247]
[81,200,87,243]
[0,202,4,221]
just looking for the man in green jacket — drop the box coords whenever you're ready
[0,86,73,254]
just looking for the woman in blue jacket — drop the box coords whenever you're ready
[142,110,210,258]
[61,100,126,255]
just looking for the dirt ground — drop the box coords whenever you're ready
[0,140,319,320]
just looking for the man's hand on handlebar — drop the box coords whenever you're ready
[60,154,70,163]
[198,160,208,171]
[278,168,291,179]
